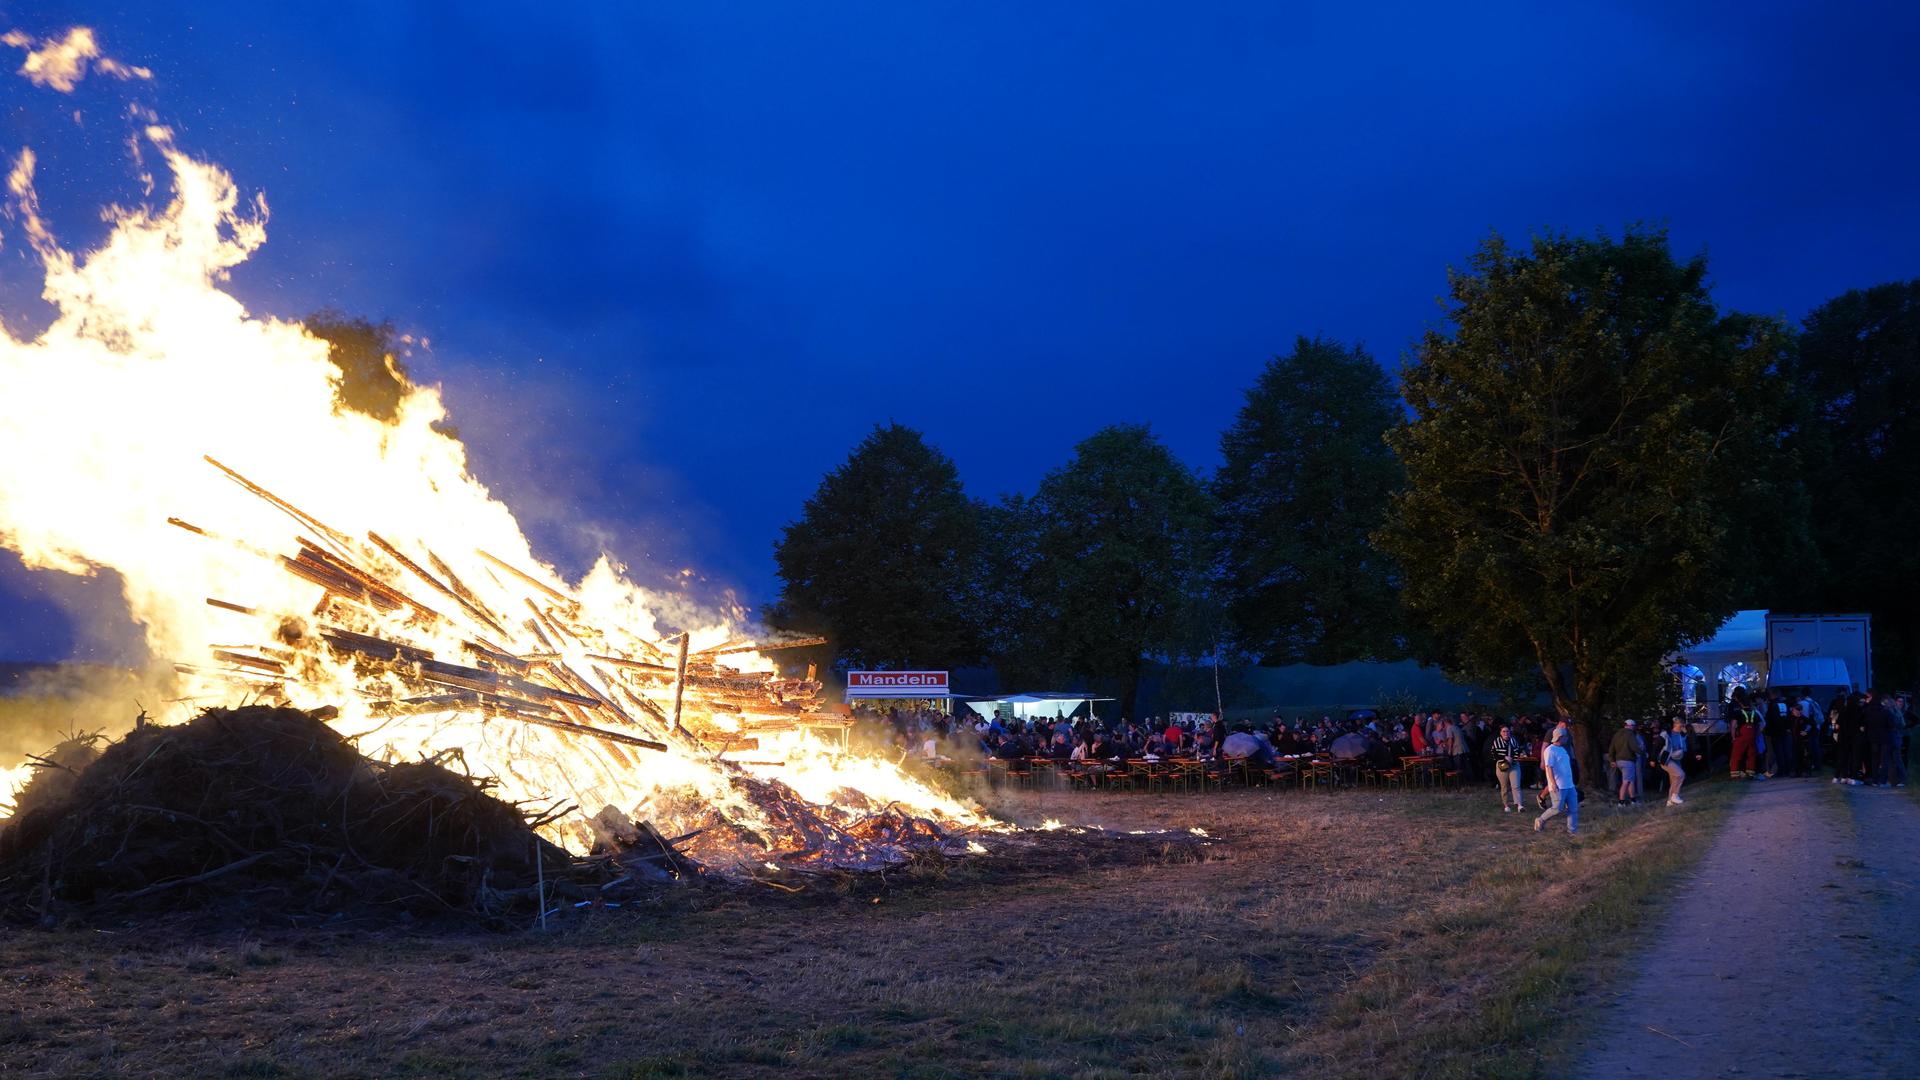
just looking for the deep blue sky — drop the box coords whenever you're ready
[3,1,1918,660]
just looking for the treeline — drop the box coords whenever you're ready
[770,229,1920,742]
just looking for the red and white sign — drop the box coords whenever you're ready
[846,670,950,697]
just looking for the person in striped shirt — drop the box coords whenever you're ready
[1491,723,1526,812]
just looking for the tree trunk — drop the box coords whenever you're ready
[1539,657,1607,791]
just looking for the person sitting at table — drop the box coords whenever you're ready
[1330,728,1392,768]
[1192,729,1217,760]
[1162,719,1186,752]
[1221,728,1278,768]
[1269,724,1297,756]
[1388,722,1413,756]
[1046,731,1073,761]
[1093,731,1128,761]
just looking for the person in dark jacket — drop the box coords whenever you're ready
[1864,690,1896,786]
[1763,692,1792,778]
[1834,693,1866,785]
[1789,703,1814,777]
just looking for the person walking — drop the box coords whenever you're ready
[1609,720,1643,806]
[1534,729,1578,835]
[1491,722,1526,813]
[1662,718,1689,805]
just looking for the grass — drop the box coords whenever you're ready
[0,779,1738,1079]
[1281,783,1738,1078]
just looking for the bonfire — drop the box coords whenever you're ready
[0,30,988,879]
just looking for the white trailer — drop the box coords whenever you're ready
[1766,612,1872,696]
[1669,610,1873,728]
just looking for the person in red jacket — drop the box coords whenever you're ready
[1410,717,1429,756]
[1727,687,1764,779]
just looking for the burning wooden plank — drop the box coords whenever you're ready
[477,550,580,614]
[368,531,511,638]
[585,653,676,676]
[203,455,358,561]
[700,636,828,657]
[211,649,286,675]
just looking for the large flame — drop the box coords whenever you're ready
[0,66,982,867]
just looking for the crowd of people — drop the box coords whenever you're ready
[1722,685,1913,788]
[852,691,1917,837]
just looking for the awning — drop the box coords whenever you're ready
[961,692,1115,721]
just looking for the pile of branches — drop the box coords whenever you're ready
[0,705,696,927]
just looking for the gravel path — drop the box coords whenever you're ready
[1575,780,1920,1078]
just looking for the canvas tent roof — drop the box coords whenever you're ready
[962,692,1113,720]
[1672,609,1768,670]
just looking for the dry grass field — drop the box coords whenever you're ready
[0,779,1733,1079]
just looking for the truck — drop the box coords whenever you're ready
[1764,612,1872,701]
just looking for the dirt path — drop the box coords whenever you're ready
[1575,780,1920,1078]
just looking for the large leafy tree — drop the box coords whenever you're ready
[999,425,1215,719]
[1797,280,1920,686]
[1215,336,1405,664]
[772,424,986,670]
[1377,230,1804,775]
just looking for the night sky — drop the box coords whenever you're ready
[2,2,1917,661]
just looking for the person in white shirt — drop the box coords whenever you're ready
[1534,731,1578,834]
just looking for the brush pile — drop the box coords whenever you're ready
[0,705,696,926]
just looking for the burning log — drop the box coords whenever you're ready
[700,636,827,657]
[210,649,286,675]
[427,549,511,631]
[670,633,690,737]
[203,455,357,561]
[477,550,580,615]
[321,626,434,664]
[369,531,511,638]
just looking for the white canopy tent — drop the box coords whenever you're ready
[1669,609,1768,721]
[961,692,1113,722]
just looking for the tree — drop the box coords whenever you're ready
[1215,336,1405,664]
[772,424,986,670]
[1377,229,1804,778]
[999,425,1215,718]
[1796,280,1920,686]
